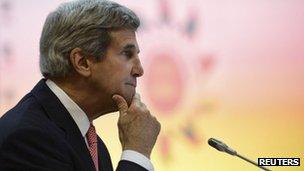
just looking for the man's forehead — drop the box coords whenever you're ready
[110,30,139,50]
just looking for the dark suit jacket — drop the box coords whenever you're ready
[0,79,147,171]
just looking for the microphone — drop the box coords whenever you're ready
[208,138,237,155]
[208,138,271,171]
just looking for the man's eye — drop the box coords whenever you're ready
[122,51,132,58]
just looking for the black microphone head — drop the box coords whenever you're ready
[208,138,237,155]
[208,138,216,147]
[208,138,226,152]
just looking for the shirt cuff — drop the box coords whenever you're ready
[120,150,154,171]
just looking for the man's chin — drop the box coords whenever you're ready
[121,89,135,106]
[125,94,133,107]
[111,88,134,107]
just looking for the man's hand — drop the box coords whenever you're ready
[112,93,161,159]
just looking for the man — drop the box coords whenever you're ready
[0,0,161,170]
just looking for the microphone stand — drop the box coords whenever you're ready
[235,153,271,171]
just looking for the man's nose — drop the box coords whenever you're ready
[131,58,144,77]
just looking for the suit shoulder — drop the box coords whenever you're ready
[0,93,60,145]
[1,92,44,121]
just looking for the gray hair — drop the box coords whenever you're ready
[39,0,140,78]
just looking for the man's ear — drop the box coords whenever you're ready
[70,48,92,77]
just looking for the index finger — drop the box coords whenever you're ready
[130,93,141,108]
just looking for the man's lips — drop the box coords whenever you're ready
[125,82,137,87]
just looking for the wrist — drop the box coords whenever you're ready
[123,145,151,159]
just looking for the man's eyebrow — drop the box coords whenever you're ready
[122,44,140,53]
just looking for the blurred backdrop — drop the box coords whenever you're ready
[0,0,303,170]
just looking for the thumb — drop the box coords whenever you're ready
[112,94,128,117]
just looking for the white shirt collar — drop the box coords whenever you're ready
[45,79,90,138]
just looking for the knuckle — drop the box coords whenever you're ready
[141,102,147,108]
[150,114,157,121]
[138,106,148,115]
[143,109,150,115]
